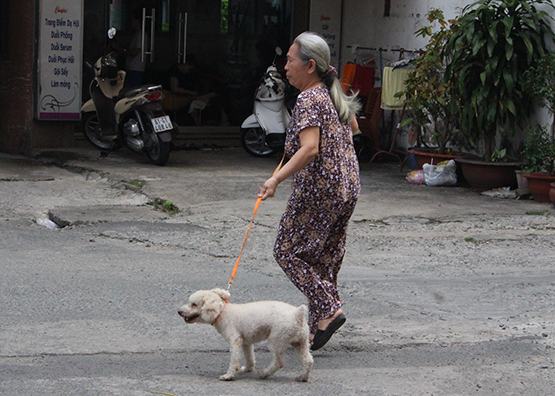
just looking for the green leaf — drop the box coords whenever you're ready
[506,44,514,61]
[487,105,497,124]
[487,39,496,57]
[472,38,486,56]
[502,17,514,37]
[522,34,534,59]
[480,71,487,85]
[503,70,514,92]
[505,99,516,116]
[465,22,476,41]
[505,36,513,47]
[488,21,499,43]
[400,118,414,128]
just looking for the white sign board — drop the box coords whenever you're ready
[309,0,342,68]
[37,0,83,120]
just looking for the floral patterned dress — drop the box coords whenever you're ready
[273,86,360,334]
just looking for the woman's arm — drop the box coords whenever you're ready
[259,126,319,200]
[350,116,360,134]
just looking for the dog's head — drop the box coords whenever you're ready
[177,288,230,325]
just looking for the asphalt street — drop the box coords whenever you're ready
[0,147,554,395]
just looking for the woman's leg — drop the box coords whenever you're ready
[314,200,357,311]
[273,204,341,334]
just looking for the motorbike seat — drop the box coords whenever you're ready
[118,84,163,100]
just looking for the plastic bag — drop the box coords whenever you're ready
[423,160,457,186]
[406,170,425,184]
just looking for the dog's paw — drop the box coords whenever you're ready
[295,374,309,382]
[239,365,254,373]
[257,370,271,380]
[219,373,235,381]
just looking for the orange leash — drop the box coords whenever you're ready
[227,155,285,290]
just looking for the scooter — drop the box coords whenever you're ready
[240,47,290,157]
[81,28,173,165]
[240,47,370,162]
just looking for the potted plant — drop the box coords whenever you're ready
[443,0,555,190]
[521,125,555,202]
[524,52,555,203]
[524,53,555,139]
[402,9,462,168]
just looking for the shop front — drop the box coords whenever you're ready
[0,0,313,154]
[84,0,296,136]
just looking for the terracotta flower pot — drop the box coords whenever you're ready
[523,173,555,203]
[550,182,555,205]
[455,158,520,190]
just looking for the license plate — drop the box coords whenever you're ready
[151,116,173,132]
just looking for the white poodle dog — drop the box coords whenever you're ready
[177,288,313,382]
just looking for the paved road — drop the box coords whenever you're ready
[1,148,554,395]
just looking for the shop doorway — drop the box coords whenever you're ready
[85,0,294,134]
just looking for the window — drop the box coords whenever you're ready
[0,0,8,60]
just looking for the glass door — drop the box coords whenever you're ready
[105,0,293,128]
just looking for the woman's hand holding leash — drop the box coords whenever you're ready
[259,176,279,200]
[228,157,285,290]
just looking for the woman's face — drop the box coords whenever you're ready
[285,43,316,90]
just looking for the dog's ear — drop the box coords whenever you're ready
[210,288,231,303]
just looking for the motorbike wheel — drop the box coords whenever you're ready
[82,113,120,151]
[241,127,275,157]
[144,124,171,166]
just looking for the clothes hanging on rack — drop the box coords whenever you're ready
[340,63,375,97]
[357,87,382,150]
[340,46,376,97]
[340,63,357,93]
[381,66,411,109]
[381,49,416,109]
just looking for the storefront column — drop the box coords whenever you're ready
[0,0,75,155]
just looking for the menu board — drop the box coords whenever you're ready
[309,0,343,68]
[37,0,83,120]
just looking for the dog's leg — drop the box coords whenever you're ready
[220,338,243,381]
[293,339,313,382]
[259,341,285,379]
[239,343,255,373]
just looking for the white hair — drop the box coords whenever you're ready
[294,32,361,124]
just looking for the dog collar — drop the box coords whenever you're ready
[211,313,222,326]
[210,301,228,326]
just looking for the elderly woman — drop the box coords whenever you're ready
[259,32,361,351]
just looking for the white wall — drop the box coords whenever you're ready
[340,0,472,66]
[339,0,555,129]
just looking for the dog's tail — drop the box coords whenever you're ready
[296,304,308,327]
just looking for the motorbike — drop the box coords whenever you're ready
[81,28,173,165]
[240,47,291,157]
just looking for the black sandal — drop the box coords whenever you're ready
[310,313,346,351]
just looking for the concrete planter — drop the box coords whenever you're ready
[455,158,520,190]
[409,148,462,169]
[515,169,529,190]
